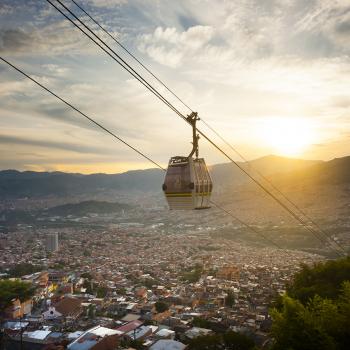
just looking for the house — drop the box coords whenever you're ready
[5,329,65,350]
[67,326,123,350]
[126,325,152,341]
[4,298,33,319]
[43,297,82,321]
[155,329,175,340]
[55,297,82,319]
[183,327,213,340]
[150,339,187,350]
[43,307,63,321]
[121,313,141,322]
[116,320,143,334]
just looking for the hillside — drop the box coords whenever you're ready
[0,168,164,198]
[0,155,322,199]
[0,200,131,225]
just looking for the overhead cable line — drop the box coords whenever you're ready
[65,0,347,256]
[68,0,345,256]
[0,55,286,254]
[201,119,346,254]
[45,0,345,257]
[0,57,163,171]
[69,0,193,113]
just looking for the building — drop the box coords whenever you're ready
[67,325,122,350]
[150,339,187,350]
[43,297,82,321]
[216,266,240,281]
[4,298,33,319]
[46,233,59,252]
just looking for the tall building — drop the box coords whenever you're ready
[46,233,59,252]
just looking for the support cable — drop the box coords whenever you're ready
[65,0,345,255]
[43,0,346,256]
[0,55,287,254]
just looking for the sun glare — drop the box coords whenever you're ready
[258,117,315,156]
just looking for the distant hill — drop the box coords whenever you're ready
[44,200,131,216]
[0,200,131,225]
[270,156,350,187]
[209,155,321,189]
[0,168,164,198]
[1,155,349,199]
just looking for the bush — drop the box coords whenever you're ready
[155,301,169,313]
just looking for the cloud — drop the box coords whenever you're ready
[85,0,127,8]
[1,0,350,172]
[138,25,214,67]
[42,64,70,77]
[0,3,13,15]
[0,21,96,56]
[0,134,109,154]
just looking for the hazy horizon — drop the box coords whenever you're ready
[1,152,344,175]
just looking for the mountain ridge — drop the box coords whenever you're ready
[0,155,349,199]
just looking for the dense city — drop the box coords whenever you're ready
[0,203,321,350]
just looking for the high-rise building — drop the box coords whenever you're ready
[46,233,59,252]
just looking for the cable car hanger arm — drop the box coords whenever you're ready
[187,112,200,158]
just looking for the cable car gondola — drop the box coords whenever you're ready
[162,112,213,210]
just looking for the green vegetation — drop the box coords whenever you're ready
[155,301,169,313]
[0,279,36,312]
[96,286,108,298]
[270,257,350,350]
[5,263,43,278]
[225,290,235,308]
[120,338,144,350]
[192,317,211,329]
[181,264,203,283]
[80,272,92,280]
[187,331,256,350]
[287,257,350,304]
[46,200,131,216]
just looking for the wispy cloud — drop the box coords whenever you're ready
[0,0,350,172]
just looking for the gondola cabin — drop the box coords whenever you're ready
[162,156,212,210]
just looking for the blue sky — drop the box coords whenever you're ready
[1,0,350,173]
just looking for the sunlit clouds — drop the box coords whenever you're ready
[0,0,350,173]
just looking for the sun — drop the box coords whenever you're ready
[258,117,315,156]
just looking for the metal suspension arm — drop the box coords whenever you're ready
[187,112,200,158]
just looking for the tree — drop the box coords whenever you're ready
[223,331,255,350]
[0,279,36,312]
[271,282,350,350]
[287,257,350,304]
[188,334,222,350]
[225,291,235,308]
[155,301,169,313]
[96,286,108,298]
[7,263,43,278]
[192,317,210,328]
[187,332,256,350]
[80,272,92,280]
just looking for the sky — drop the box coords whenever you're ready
[0,0,350,173]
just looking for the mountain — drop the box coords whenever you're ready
[0,200,131,225]
[270,156,350,187]
[44,200,131,216]
[0,155,348,199]
[0,168,164,198]
[209,155,321,189]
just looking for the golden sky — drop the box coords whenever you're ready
[1,0,350,174]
